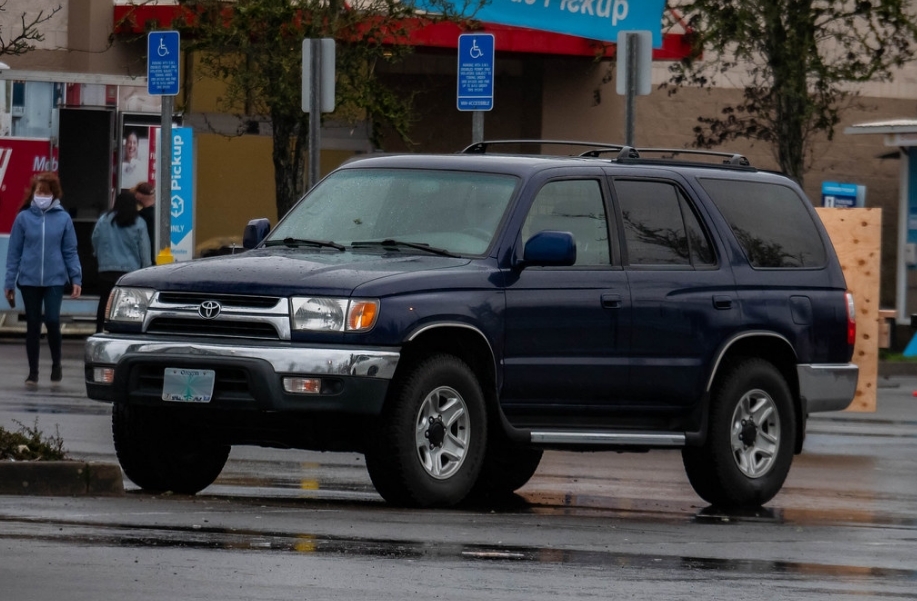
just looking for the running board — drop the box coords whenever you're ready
[530,430,686,447]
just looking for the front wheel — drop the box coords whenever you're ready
[365,354,487,507]
[112,404,230,495]
[682,358,796,509]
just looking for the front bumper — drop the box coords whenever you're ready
[84,334,400,414]
[797,363,859,413]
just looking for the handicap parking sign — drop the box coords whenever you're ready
[457,34,495,112]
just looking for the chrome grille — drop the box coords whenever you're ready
[143,291,292,340]
[147,317,280,339]
[156,292,282,309]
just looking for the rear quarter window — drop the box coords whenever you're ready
[699,178,827,268]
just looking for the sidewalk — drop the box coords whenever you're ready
[0,335,124,496]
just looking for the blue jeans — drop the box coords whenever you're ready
[18,285,65,377]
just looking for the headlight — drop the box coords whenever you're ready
[290,297,378,332]
[107,287,155,323]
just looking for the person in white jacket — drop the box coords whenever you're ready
[91,191,152,333]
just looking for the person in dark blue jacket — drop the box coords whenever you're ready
[3,172,82,389]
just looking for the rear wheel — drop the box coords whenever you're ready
[365,354,487,507]
[112,403,230,495]
[682,358,796,509]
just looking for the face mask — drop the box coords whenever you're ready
[33,195,53,210]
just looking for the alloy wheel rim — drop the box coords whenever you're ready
[730,389,781,478]
[414,386,470,480]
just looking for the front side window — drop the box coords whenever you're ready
[266,169,518,255]
[521,179,610,266]
[700,178,826,268]
[615,180,715,267]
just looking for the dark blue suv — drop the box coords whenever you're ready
[85,142,858,509]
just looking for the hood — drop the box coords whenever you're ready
[117,247,471,297]
[28,199,64,215]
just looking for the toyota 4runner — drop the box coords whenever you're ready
[85,141,858,509]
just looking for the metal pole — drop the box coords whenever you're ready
[157,96,173,262]
[308,39,321,190]
[472,111,484,144]
[624,33,637,148]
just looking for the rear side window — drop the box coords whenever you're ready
[700,178,826,268]
[614,180,715,267]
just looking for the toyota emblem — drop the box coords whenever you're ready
[198,300,222,319]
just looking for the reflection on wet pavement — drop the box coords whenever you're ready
[2,516,915,584]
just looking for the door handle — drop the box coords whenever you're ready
[602,294,623,309]
[713,295,733,310]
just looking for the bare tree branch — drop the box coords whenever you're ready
[0,1,63,57]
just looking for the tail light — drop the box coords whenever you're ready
[845,291,856,346]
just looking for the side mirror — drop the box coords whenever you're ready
[242,218,271,249]
[521,231,576,267]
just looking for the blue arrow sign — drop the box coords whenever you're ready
[148,31,180,96]
[457,34,495,112]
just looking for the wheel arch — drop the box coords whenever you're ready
[707,331,805,453]
[402,322,497,396]
[399,322,527,445]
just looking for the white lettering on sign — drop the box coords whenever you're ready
[0,148,10,188]
[171,134,184,190]
[32,155,59,172]
[511,0,630,24]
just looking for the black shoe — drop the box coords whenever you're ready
[25,374,38,390]
[51,365,62,385]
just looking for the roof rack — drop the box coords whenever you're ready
[592,146,751,166]
[460,140,628,155]
[459,139,752,167]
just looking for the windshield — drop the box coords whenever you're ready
[266,168,518,255]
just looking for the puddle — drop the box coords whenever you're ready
[1,516,914,582]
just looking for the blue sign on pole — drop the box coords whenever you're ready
[457,34,495,112]
[425,0,666,46]
[147,31,180,96]
[821,181,862,208]
[169,127,195,261]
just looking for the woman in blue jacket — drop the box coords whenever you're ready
[91,191,152,333]
[3,172,82,389]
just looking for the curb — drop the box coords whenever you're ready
[0,461,124,496]
[878,362,917,377]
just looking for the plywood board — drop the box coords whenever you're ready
[815,207,882,412]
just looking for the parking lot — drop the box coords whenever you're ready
[1,337,915,600]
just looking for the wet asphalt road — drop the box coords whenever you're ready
[0,338,916,600]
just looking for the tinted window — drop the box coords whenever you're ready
[615,180,714,266]
[700,178,826,268]
[522,180,610,266]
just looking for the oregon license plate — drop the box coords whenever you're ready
[162,368,215,402]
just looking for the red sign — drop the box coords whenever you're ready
[0,138,59,234]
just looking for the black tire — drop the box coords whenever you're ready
[467,444,542,503]
[112,403,230,495]
[682,358,796,509]
[365,354,487,507]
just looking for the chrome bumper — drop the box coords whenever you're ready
[797,363,859,413]
[85,334,400,379]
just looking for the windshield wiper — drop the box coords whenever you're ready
[351,239,459,257]
[265,237,346,251]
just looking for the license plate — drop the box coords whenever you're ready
[162,368,215,402]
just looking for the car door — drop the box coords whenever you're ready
[610,174,738,409]
[502,172,632,424]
